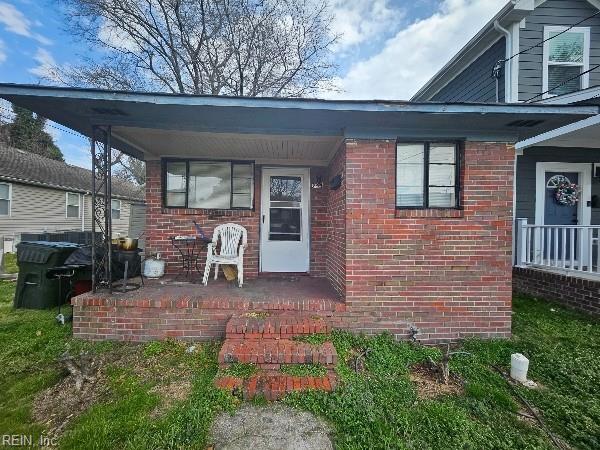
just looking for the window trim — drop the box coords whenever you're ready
[395,140,462,210]
[65,192,81,219]
[0,182,12,217]
[542,26,590,99]
[162,158,255,210]
[111,199,122,220]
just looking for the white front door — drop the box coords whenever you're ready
[260,167,310,272]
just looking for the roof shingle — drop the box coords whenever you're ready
[0,144,144,201]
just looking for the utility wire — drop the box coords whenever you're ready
[525,63,600,102]
[0,105,87,139]
[502,10,600,64]
[489,9,600,102]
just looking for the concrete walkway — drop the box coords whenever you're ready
[209,404,333,450]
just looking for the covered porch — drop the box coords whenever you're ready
[514,93,600,316]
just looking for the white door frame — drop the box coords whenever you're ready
[260,167,311,272]
[535,162,591,227]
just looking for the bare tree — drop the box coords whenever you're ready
[54,0,338,97]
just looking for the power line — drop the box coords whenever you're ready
[0,105,87,139]
[525,63,600,102]
[503,10,600,64]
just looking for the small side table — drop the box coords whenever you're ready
[170,236,210,280]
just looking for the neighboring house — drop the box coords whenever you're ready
[0,84,593,342]
[0,144,145,252]
[412,0,600,316]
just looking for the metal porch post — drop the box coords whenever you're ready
[91,125,112,292]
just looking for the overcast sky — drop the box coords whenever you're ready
[0,0,505,167]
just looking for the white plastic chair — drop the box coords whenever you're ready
[202,223,247,288]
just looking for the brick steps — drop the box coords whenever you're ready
[215,313,338,400]
[225,314,331,340]
[215,370,337,401]
[218,339,337,370]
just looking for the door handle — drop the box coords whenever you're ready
[262,215,265,224]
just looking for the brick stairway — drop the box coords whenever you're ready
[214,313,338,401]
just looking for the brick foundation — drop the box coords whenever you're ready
[513,267,600,316]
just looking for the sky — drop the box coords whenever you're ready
[0,0,505,168]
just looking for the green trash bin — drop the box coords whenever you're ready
[14,241,81,309]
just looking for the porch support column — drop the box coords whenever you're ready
[91,125,112,292]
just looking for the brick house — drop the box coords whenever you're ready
[0,84,596,342]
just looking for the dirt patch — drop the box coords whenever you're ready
[32,342,196,440]
[148,379,192,419]
[32,353,116,439]
[409,363,463,399]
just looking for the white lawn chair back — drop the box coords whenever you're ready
[203,223,248,287]
[214,223,246,257]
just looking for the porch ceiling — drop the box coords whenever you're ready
[112,127,342,165]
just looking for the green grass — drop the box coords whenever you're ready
[0,278,598,449]
[284,297,600,450]
[220,362,258,379]
[280,363,328,377]
[2,252,18,274]
[0,281,238,449]
[292,333,329,345]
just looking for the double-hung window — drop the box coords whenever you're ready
[111,199,121,220]
[164,160,254,209]
[396,142,460,209]
[543,26,590,97]
[66,192,81,218]
[0,183,11,216]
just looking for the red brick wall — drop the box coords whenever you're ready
[310,167,329,277]
[326,146,346,296]
[342,140,514,341]
[145,160,261,278]
[513,267,600,316]
[145,161,331,278]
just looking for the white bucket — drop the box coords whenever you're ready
[143,257,165,278]
[510,353,529,382]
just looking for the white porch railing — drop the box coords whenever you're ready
[515,218,600,276]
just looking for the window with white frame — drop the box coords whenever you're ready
[66,192,81,218]
[111,199,121,220]
[543,26,590,97]
[0,183,11,216]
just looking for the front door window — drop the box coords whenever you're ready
[269,176,302,241]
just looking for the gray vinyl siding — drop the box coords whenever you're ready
[128,203,146,247]
[0,182,134,243]
[518,0,600,102]
[516,147,600,225]
[431,37,505,103]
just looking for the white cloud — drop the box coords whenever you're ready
[0,1,52,45]
[330,0,404,51]
[28,47,57,78]
[0,39,6,65]
[325,0,502,100]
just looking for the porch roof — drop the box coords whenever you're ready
[0,83,598,165]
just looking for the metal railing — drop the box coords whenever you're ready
[515,218,600,276]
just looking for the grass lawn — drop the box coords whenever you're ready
[0,279,598,449]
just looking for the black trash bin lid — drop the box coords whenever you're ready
[16,241,81,264]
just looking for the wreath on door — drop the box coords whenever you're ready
[553,178,580,206]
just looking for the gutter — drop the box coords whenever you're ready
[494,20,512,103]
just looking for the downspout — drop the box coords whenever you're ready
[494,20,512,102]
